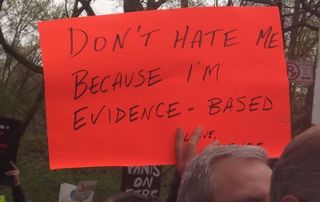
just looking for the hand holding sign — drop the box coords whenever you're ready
[175,127,201,177]
[5,161,20,186]
[176,126,221,177]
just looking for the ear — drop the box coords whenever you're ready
[281,195,300,202]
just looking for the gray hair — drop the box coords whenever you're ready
[270,124,320,202]
[177,144,268,202]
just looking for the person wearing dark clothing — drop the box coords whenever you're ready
[165,170,180,202]
[12,185,25,202]
[5,161,25,202]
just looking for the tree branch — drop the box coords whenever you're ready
[64,0,70,18]
[21,83,44,135]
[124,0,144,12]
[227,0,234,6]
[284,22,319,32]
[300,0,320,17]
[145,0,167,10]
[242,0,273,5]
[78,0,95,16]
[71,0,80,17]
[0,0,43,74]
[181,0,188,8]
[155,0,167,9]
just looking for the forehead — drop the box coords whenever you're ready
[212,158,272,201]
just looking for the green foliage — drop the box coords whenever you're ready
[0,0,65,120]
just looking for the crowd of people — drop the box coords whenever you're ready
[104,124,320,202]
[176,124,320,202]
[1,124,320,202]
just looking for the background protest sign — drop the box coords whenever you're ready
[38,7,291,169]
[0,118,22,185]
[286,60,314,83]
[121,166,161,197]
[58,180,97,202]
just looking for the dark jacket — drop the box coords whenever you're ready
[12,185,25,202]
[165,170,181,202]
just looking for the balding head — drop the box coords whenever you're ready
[177,144,271,202]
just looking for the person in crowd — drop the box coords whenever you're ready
[5,161,25,202]
[270,124,320,202]
[166,126,271,202]
[0,150,25,202]
[104,192,160,202]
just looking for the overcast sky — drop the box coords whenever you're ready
[55,0,123,15]
[88,0,123,15]
[56,0,218,15]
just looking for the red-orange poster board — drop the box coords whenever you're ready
[38,7,291,169]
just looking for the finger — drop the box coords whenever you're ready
[185,126,202,161]
[175,127,185,167]
[212,140,220,145]
[9,161,18,170]
[5,171,15,176]
[5,170,18,174]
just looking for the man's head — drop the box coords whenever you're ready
[177,144,271,202]
[270,125,320,202]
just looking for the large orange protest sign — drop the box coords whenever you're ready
[38,7,291,169]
